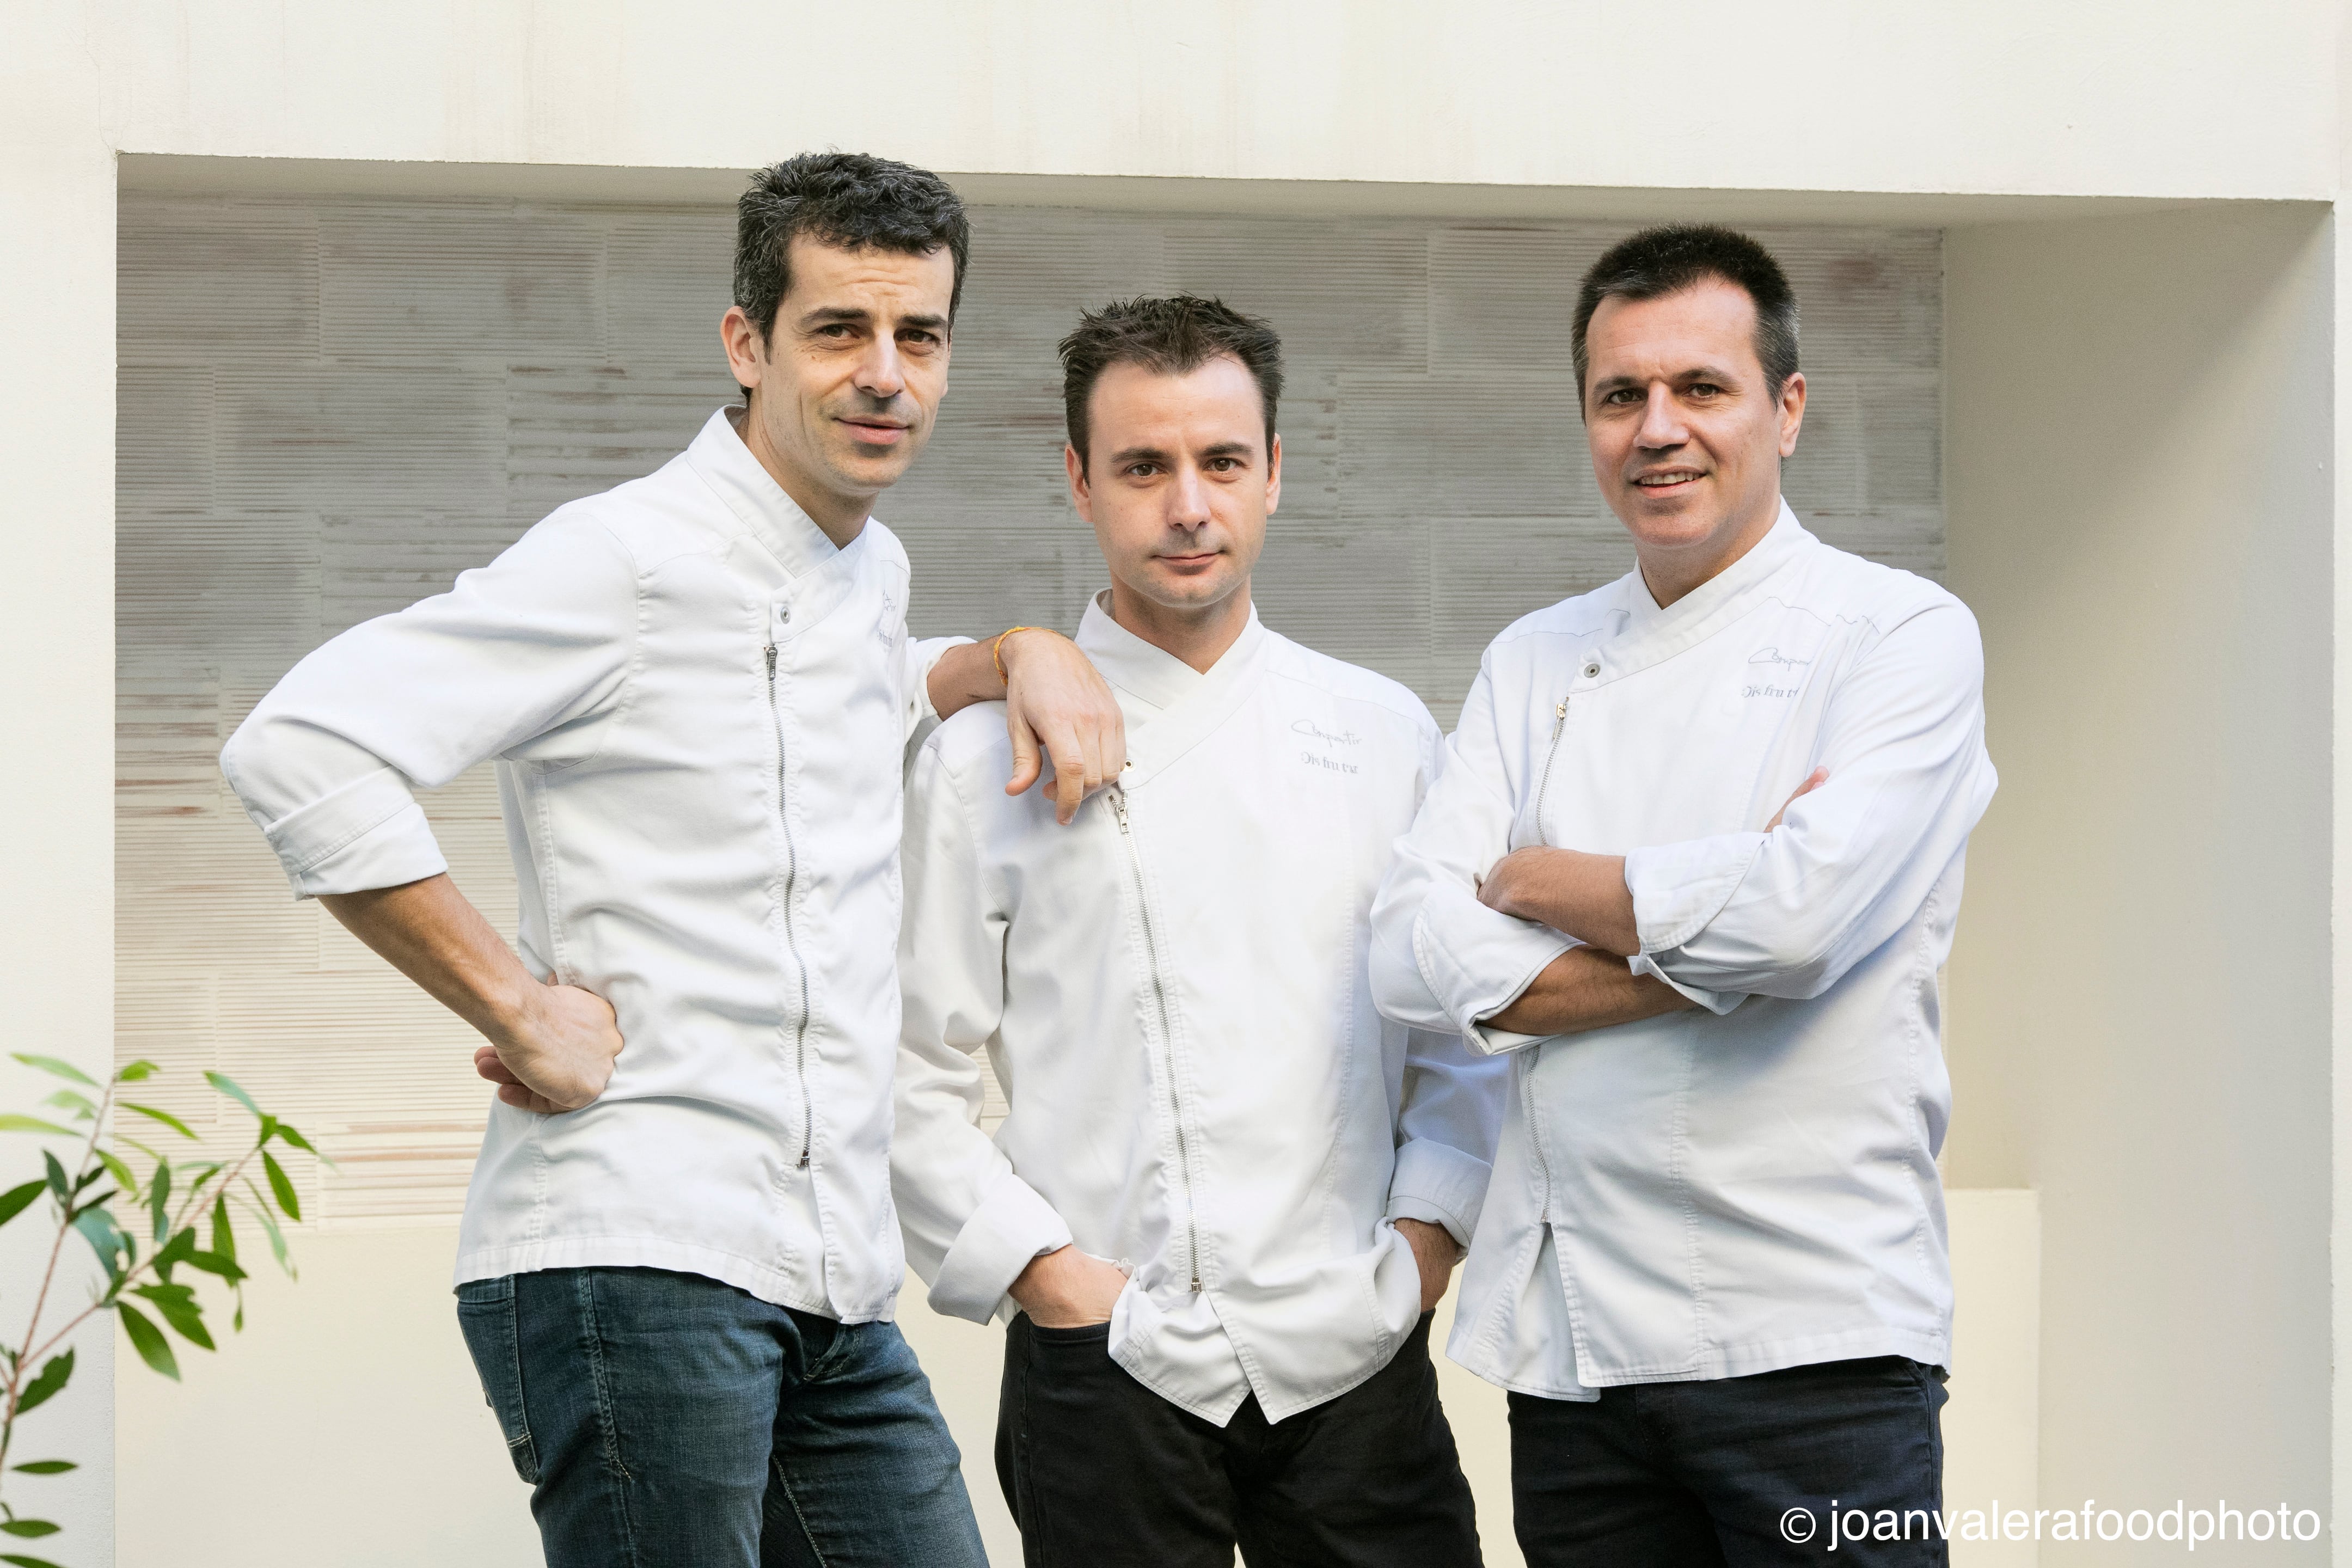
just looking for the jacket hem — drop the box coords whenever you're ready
[452,1234,894,1324]
[1452,1322,1951,1398]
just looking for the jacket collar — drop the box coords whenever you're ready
[1077,590,1271,791]
[683,407,863,581]
[1602,500,1813,677]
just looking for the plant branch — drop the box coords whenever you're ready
[0,1077,120,1473]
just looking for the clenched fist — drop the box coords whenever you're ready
[475,977,624,1114]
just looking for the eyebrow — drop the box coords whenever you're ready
[794,306,951,333]
[1591,365,1745,395]
[1105,439,1260,467]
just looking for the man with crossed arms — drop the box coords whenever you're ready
[893,296,1501,1567]
[1373,226,1996,1566]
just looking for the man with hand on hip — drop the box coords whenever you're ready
[892,296,1501,1568]
[1371,226,1996,1567]
[220,152,1124,1568]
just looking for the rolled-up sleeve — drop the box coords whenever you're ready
[1370,655,1575,1052]
[1625,603,1998,1001]
[901,634,973,742]
[891,742,1071,1324]
[219,514,640,899]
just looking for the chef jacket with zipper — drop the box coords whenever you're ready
[1370,505,1996,1400]
[220,408,964,1322]
[893,595,1506,1424]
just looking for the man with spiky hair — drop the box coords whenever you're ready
[893,296,1499,1567]
[221,152,1126,1567]
[1372,225,1996,1566]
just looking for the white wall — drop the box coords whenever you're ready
[117,1200,2042,1568]
[90,1,2338,203]
[1946,205,2335,1559]
[1,5,120,1563]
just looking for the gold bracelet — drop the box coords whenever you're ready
[993,626,1045,685]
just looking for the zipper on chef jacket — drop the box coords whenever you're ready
[1108,784,1204,1294]
[1533,699,1569,844]
[764,628,815,1170]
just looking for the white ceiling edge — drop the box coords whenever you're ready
[115,154,2276,230]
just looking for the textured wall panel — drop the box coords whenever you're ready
[117,193,1943,1221]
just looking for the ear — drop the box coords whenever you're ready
[1264,432,1283,516]
[1776,371,1808,459]
[721,304,768,395]
[1063,442,1093,523]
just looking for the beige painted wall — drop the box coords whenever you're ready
[1946,207,2335,1558]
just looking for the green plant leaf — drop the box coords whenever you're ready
[118,1136,166,1166]
[115,1301,178,1380]
[14,1352,72,1418]
[9,1462,74,1475]
[148,1160,171,1245]
[0,1181,45,1230]
[270,1122,337,1170]
[240,1184,292,1277]
[39,1092,94,1124]
[209,1193,235,1265]
[120,1103,197,1141]
[38,1155,64,1206]
[151,1227,196,1284]
[114,1058,159,1083]
[94,1149,134,1194]
[131,1284,214,1352]
[204,1072,261,1119]
[179,1247,246,1286]
[63,1189,116,1225]
[2,1552,70,1568]
[0,1521,59,1539]
[70,1206,130,1285]
[9,1056,94,1089]
[261,1150,301,1223]
[0,1118,78,1140]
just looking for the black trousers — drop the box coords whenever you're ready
[1510,1356,1950,1568]
[996,1309,1483,1568]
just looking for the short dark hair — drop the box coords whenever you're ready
[1057,296,1284,476]
[1571,225,1800,408]
[733,152,971,347]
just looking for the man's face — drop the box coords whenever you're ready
[1582,278,1805,571]
[1065,356,1280,620]
[722,234,955,514]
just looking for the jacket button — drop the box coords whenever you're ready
[1582,661,1600,679]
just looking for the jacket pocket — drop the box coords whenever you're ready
[456,1277,540,1485]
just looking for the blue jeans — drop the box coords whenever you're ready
[456,1267,987,1568]
[1510,1356,1950,1567]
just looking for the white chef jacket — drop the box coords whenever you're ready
[893,595,1506,1423]
[221,408,963,1322]
[1370,505,1996,1398]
